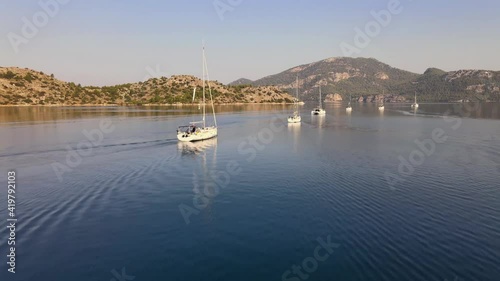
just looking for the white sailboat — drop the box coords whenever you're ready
[177,46,218,142]
[288,76,302,123]
[411,92,419,108]
[346,94,352,112]
[378,90,385,111]
[311,86,326,115]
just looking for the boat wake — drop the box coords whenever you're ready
[0,138,178,158]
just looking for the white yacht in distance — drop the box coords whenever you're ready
[177,46,217,142]
[378,91,385,111]
[346,94,353,112]
[311,86,326,116]
[411,92,419,108]
[288,76,302,123]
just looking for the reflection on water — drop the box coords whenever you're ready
[178,138,218,223]
[324,102,344,109]
[288,122,301,153]
[311,115,325,128]
[0,104,296,124]
[311,115,325,140]
[0,103,499,125]
[412,107,418,115]
[177,138,218,157]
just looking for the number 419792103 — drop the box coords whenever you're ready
[8,171,16,216]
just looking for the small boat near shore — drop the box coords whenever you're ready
[346,94,353,112]
[311,86,326,116]
[411,92,419,109]
[288,76,302,124]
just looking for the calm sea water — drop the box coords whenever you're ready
[0,103,499,281]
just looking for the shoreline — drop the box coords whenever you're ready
[0,101,490,107]
[0,102,297,107]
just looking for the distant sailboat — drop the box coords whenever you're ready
[311,86,326,115]
[177,45,218,142]
[346,94,352,112]
[378,91,385,111]
[288,76,302,123]
[411,92,419,108]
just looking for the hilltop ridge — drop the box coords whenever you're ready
[0,67,294,105]
[232,57,500,102]
[3,56,499,106]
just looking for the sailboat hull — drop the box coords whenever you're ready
[288,116,302,123]
[177,127,218,142]
[311,108,326,115]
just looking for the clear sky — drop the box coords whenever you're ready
[1,0,499,86]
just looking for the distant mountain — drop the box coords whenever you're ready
[3,58,499,106]
[232,57,500,102]
[229,78,254,86]
[403,68,500,102]
[0,67,294,105]
[248,57,419,101]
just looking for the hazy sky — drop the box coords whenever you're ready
[1,0,499,86]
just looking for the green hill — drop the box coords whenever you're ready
[397,69,500,102]
[0,67,294,105]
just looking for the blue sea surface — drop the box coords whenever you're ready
[0,103,499,281]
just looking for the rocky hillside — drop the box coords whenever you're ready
[233,57,500,102]
[248,57,418,101]
[397,68,500,102]
[0,67,294,105]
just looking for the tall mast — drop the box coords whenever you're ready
[296,75,299,112]
[202,44,217,127]
[296,75,299,100]
[319,86,322,108]
[202,45,206,128]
